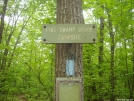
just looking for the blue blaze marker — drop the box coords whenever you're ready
[66,59,75,76]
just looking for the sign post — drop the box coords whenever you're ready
[42,0,97,101]
[42,24,97,101]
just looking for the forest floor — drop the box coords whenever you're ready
[17,95,27,101]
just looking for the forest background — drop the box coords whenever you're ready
[0,0,134,101]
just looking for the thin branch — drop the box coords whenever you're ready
[25,62,53,101]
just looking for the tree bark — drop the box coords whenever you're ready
[130,1,134,98]
[55,0,84,100]
[108,13,115,101]
[98,16,104,101]
[0,0,8,43]
[107,8,115,101]
[131,21,134,99]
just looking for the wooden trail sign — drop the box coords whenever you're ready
[41,0,98,101]
[42,24,97,43]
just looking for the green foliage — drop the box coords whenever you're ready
[0,0,134,101]
[83,0,134,100]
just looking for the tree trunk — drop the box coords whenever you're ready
[107,9,115,101]
[0,0,8,43]
[99,18,104,65]
[130,1,134,98]
[55,0,84,101]
[131,21,134,99]
[98,16,104,101]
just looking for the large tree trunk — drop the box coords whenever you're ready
[55,0,84,100]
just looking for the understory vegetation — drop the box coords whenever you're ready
[0,0,134,101]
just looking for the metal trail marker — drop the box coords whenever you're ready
[42,24,97,43]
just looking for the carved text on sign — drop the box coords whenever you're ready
[58,35,81,40]
[45,27,92,33]
[42,24,97,43]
